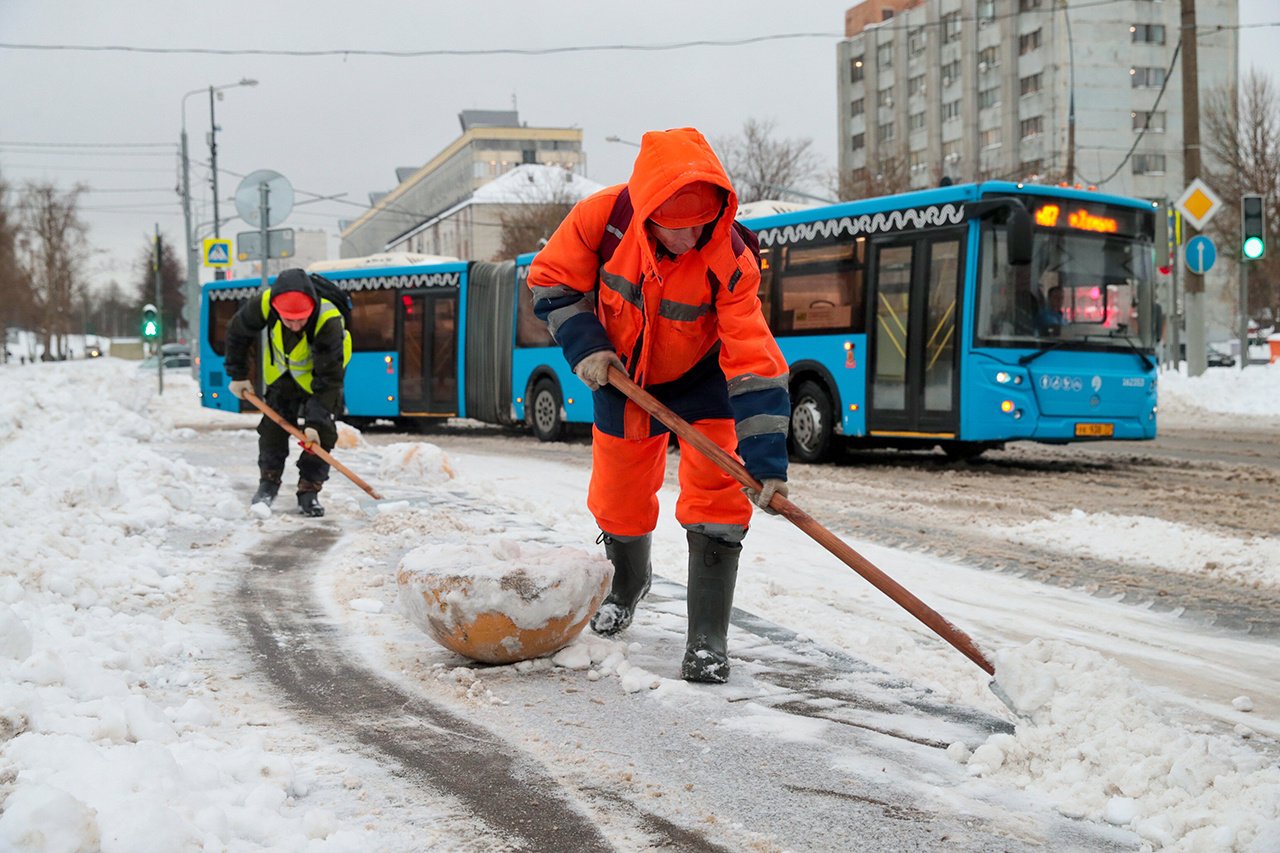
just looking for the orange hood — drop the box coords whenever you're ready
[626,128,740,280]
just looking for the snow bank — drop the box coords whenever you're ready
[1158,361,1280,420]
[981,639,1280,849]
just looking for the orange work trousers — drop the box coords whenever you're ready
[587,419,752,539]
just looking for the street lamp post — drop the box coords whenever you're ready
[179,78,257,338]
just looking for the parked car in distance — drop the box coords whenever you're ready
[85,344,103,358]
[1178,343,1237,368]
[137,353,193,370]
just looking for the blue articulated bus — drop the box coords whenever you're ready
[200,182,1159,462]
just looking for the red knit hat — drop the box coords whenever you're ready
[651,182,725,229]
[272,290,315,320]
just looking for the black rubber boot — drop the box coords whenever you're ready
[297,479,325,517]
[681,531,741,684]
[590,533,652,636]
[252,471,282,506]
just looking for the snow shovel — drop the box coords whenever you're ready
[605,366,998,678]
[243,390,384,500]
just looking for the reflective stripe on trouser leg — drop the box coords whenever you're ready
[674,418,752,541]
[587,426,668,538]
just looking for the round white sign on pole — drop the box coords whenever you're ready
[234,170,294,227]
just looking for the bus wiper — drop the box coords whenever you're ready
[1106,330,1154,370]
[1017,338,1069,366]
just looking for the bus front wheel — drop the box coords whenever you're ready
[789,380,834,463]
[528,378,565,442]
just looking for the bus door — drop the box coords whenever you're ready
[866,229,964,437]
[397,288,458,416]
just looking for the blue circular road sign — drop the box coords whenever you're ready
[1184,235,1217,275]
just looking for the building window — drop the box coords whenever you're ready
[978,0,995,22]
[851,98,865,117]
[851,133,866,151]
[1131,23,1166,44]
[878,121,895,143]
[910,149,928,172]
[943,139,962,163]
[1020,116,1044,138]
[1132,110,1166,132]
[908,26,926,56]
[1132,153,1167,175]
[1020,73,1043,96]
[1019,0,1042,10]
[878,87,894,108]
[909,75,926,97]
[978,46,999,69]
[850,57,865,83]
[878,41,894,69]
[979,86,1001,110]
[1019,30,1043,56]
[1131,66,1166,88]
[981,128,1001,149]
[1021,159,1044,177]
[941,59,962,86]
[941,100,962,122]
[909,111,926,132]
[942,11,961,44]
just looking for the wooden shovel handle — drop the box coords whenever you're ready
[244,390,383,500]
[606,366,994,675]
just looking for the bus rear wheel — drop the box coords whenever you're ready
[789,380,834,463]
[528,378,565,442]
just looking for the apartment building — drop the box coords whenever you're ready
[836,0,1238,204]
[339,110,585,259]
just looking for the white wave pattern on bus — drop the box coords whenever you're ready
[756,203,965,248]
[347,272,461,291]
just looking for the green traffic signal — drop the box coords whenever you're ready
[141,305,160,340]
[1241,194,1266,261]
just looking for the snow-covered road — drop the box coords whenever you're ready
[1,359,1277,851]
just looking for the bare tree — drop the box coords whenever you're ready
[494,180,580,260]
[833,153,913,202]
[715,118,824,204]
[16,182,88,360]
[132,233,186,342]
[1203,68,1280,327]
[0,174,31,363]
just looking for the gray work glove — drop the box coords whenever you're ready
[574,350,626,391]
[744,479,788,515]
[303,427,320,450]
[228,379,252,400]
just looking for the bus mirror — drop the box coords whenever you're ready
[966,197,1033,266]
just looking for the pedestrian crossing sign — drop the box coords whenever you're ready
[203,238,232,268]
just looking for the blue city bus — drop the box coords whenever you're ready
[503,181,1159,461]
[198,253,527,430]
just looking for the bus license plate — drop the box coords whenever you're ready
[1075,422,1114,437]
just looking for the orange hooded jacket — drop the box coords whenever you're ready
[528,128,790,482]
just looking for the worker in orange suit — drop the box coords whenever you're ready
[528,127,791,683]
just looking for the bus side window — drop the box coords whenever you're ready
[774,238,864,334]
[516,280,555,347]
[209,299,242,357]
[349,289,396,351]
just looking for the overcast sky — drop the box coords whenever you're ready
[1,0,1277,296]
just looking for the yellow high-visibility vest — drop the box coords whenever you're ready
[259,288,352,392]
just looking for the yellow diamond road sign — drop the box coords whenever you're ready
[1174,178,1223,232]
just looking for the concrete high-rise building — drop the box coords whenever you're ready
[340,110,585,259]
[836,0,1237,204]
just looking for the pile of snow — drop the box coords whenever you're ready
[397,537,611,663]
[978,640,1280,849]
[1158,361,1280,420]
[376,441,456,485]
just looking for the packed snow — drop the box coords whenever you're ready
[0,357,1276,851]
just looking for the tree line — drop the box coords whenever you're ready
[0,174,185,363]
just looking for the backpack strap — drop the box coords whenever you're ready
[596,187,634,266]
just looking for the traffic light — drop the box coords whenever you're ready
[141,303,160,340]
[1241,194,1266,260]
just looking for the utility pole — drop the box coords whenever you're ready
[209,85,224,281]
[1180,0,1208,376]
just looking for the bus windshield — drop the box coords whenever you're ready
[975,201,1156,351]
